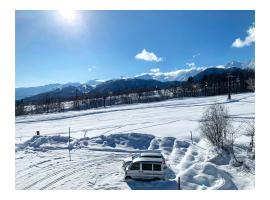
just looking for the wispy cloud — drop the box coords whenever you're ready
[192,53,200,58]
[135,49,163,62]
[232,23,255,48]
[150,68,160,73]
[88,65,97,72]
[186,62,195,67]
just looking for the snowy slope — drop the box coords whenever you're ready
[15,93,255,190]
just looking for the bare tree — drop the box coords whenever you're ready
[200,103,244,165]
[226,124,243,165]
[199,104,230,149]
[245,78,255,92]
[245,119,255,158]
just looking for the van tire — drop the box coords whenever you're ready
[154,177,160,181]
[125,176,132,180]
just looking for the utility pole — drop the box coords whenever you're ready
[204,82,208,96]
[226,74,233,100]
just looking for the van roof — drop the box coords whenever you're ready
[133,157,163,163]
[140,152,163,157]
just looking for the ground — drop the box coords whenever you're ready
[15,93,255,190]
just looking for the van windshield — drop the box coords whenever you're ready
[130,162,140,170]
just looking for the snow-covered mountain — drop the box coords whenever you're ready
[86,79,106,87]
[16,84,62,100]
[23,85,94,102]
[135,67,206,82]
[16,60,254,100]
[224,60,255,69]
[16,81,101,100]
[135,60,255,82]
[91,78,175,95]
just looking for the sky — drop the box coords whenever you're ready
[15,10,255,88]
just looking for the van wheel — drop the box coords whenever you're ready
[154,177,160,181]
[125,176,132,180]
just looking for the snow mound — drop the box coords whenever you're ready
[168,140,191,166]
[179,162,237,190]
[17,133,155,151]
[148,137,176,154]
[207,148,231,166]
[75,133,155,150]
[177,142,238,190]
[16,135,72,151]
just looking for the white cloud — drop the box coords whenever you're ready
[215,65,225,69]
[135,49,163,62]
[232,24,255,48]
[88,65,97,72]
[150,68,160,73]
[186,62,195,67]
[192,53,200,58]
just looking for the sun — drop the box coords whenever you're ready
[59,10,77,22]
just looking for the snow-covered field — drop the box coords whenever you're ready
[15,93,255,190]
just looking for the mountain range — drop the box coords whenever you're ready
[135,60,254,82]
[16,60,255,101]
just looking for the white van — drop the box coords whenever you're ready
[124,157,165,181]
[139,152,166,165]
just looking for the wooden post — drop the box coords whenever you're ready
[68,127,70,146]
[190,131,193,144]
[68,127,71,161]
[178,176,181,190]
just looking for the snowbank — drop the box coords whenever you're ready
[16,135,72,151]
[16,132,254,190]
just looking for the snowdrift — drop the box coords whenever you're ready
[16,132,254,190]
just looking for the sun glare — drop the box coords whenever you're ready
[59,10,77,22]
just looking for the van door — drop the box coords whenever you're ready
[140,163,154,179]
[128,162,141,179]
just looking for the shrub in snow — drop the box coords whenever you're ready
[245,119,255,154]
[199,104,231,150]
[199,104,243,166]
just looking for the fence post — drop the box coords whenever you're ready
[190,131,193,144]
[178,176,181,190]
[68,127,70,146]
[68,127,71,161]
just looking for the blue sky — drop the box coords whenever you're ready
[16,10,255,87]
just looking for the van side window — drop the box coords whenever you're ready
[142,163,152,171]
[153,164,161,171]
[130,162,140,170]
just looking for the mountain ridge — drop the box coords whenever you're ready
[16,60,254,100]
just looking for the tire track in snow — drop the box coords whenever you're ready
[39,163,94,190]
[21,159,91,190]
[20,152,123,190]
[16,155,68,184]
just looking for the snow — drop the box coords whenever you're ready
[15,93,255,190]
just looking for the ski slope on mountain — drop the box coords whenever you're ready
[15,93,255,190]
